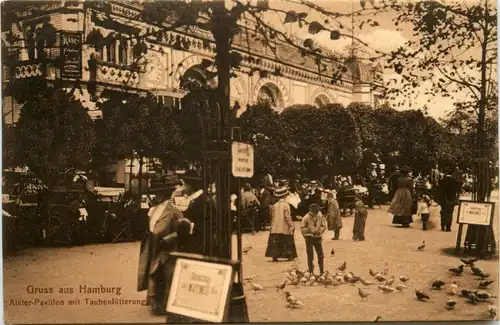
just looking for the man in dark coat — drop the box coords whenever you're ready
[137,172,188,315]
[436,167,459,232]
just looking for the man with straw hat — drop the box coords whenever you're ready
[137,171,193,315]
[265,186,298,262]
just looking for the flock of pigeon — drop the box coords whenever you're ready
[243,255,498,322]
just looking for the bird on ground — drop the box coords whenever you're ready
[475,291,497,302]
[478,272,490,279]
[399,276,410,283]
[488,305,497,320]
[276,280,287,292]
[338,261,347,271]
[383,263,389,275]
[479,280,495,289]
[361,278,374,286]
[386,276,395,286]
[284,291,297,304]
[358,288,371,300]
[331,248,335,256]
[446,298,457,310]
[467,292,481,304]
[284,291,304,308]
[303,271,311,278]
[344,272,354,282]
[296,270,304,278]
[447,283,458,295]
[460,258,477,267]
[290,278,300,286]
[369,269,376,277]
[396,284,407,292]
[243,275,257,282]
[300,277,308,285]
[373,316,382,322]
[378,285,395,293]
[418,240,426,251]
[449,265,464,276]
[375,274,387,283]
[349,276,363,284]
[415,290,430,301]
[251,281,264,293]
[432,280,446,290]
[242,246,252,254]
[461,289,472,298]
[471,266,485,276]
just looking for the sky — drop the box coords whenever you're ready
[256,0,497,119]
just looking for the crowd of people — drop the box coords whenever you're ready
[136,161,497,316]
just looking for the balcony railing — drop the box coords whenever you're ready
[90,59,139,88]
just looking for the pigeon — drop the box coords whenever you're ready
[471,266,484,276]
[449,265,464,276]
[290,277,300,286]
[460,258,477,267]
[378,285,395,293]
[432,280,446,290]
[373,316,382,322]
[361,278,374,286]
[446,298,457,309]
[415,290,430,301]
[448,283,458,295]
[338,261,347,271]
[243,275,257,282]
[300,277,308,285]
[242,246,252,254]
[375,274,387,283]
[399,276,410,283]
[369,269,376,277]
[285,292,304,308]
[296,270,304,278]
[284,291,297,304]
[488,305,497,319]
[467,292,481,304]
[251,281,264,292]
[475,290,497,302]
[479,280,495,289]
[386,276,395,286]
[331,248,335,256]
[358,288,371,300]
[276,280,287,292]
[460,289,472,298]
[417,240,425,251]
[396,284,407,291]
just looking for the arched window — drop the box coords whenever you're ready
[106,42,115,63]
[256,82,284,111]
[26,29,35,59]
[313,94,331,108]
[118,42,127,65]
[180,66,208,91]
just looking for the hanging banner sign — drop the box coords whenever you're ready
[60,32,82,79]
[231,142,254,178]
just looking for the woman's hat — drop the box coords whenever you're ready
[309,203,323,210]
[274,186,289,198]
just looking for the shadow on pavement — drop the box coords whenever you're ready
[440,246,499,260]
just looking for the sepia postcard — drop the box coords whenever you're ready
[1,0,498,323]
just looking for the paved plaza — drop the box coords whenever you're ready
[3,198,499,323]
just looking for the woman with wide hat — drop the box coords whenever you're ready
[388,167,415,228]
[137,171,193,315]
[265,186,298,262]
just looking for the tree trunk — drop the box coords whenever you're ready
[138,156,144,196]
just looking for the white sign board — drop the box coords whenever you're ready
[231,142,254,178]
[457,201,493,226]
[166,258,233,323]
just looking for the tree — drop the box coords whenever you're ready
[384,0,497,201]
[14,83,96,187]
[238,102,292,177]
[96,94,183,190]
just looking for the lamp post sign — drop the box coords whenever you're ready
[231,142,254,178]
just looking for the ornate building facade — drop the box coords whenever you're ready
[2,1,386,185]
[2,0,385,124]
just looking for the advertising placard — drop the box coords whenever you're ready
[61,32,82,79]
[457,200,494,226]
[166,258,233,323]
[231,142,254,178]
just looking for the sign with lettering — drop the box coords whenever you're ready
[61,32,82,79]
[231,142,254,178]
[457,201,494,226]
[166,258,233,323]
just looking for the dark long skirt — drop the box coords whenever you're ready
[353,215,367,241]
[392,215,413,225]
[265,233,298,260]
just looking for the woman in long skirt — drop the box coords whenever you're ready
[389,168,415,228]
[265,187,298,261]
